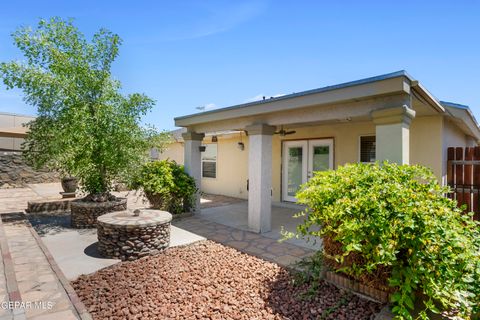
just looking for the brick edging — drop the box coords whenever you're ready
[26,220,93,320]
[0,217,24,318]
[324,271,391,303]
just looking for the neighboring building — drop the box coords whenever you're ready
[0,111,34,151]
[160,71,480,233]
[0,112,60,188]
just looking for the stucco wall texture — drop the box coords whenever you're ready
[159,116,470,202]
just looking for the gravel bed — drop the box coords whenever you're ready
[72,240,383,319]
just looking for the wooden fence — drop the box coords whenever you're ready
[447,146,480,220]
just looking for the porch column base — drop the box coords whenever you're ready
[182,131,204,213]
[246,124,276,233]
[371,106,415,165]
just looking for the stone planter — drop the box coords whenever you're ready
[97,209,172,261]
[61,176,78,193]
[71,197,127,228]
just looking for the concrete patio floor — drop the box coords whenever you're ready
[199,201,322,251]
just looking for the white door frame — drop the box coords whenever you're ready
[282,138,334,202]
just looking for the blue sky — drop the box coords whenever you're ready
[0,0,479,130]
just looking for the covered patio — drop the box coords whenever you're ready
[175,71,444,233]
[199,198,320,250]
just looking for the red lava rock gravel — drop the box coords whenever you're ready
[72,240,383,319]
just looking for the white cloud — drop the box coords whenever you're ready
[244,93,286,103]
[132,0,268,43]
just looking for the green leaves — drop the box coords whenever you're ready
[132,160,197,214]
[0,17,164,195]
[290,162,480,319]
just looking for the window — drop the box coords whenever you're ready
[360,136,376,163]
[202,144,217,178]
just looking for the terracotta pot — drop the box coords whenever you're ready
[61,176,78,193]
[144,192,170,211]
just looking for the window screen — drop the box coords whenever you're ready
[201,144,217,178]
[360,136,376,163]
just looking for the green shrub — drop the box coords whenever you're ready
[133,160,196,214]
[291,162,480,319]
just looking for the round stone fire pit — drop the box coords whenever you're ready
[97,209,172,261]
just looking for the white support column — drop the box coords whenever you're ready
[371,106,416,164]
[246,124,276,233]
[182,131,204,213]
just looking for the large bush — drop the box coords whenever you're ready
[293,162,480,319]
[133,160,196,214]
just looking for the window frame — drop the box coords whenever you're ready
[358,135,376,163]
[201,143,217,179]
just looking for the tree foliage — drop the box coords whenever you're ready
[0,17,167,195]
[291,162,480,319]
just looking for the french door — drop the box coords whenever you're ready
[282,139,333,202]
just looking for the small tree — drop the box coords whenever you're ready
[0,17,164,197]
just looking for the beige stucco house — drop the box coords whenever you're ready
[160,71,480,233]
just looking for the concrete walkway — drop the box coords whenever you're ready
[0,215,90,320]
[29,214,205,280]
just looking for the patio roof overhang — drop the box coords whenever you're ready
[441,101,480,141]
[174,71,446,131]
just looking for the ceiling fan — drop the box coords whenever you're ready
[275,126,296,136]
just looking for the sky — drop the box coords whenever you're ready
[0,0,479,130]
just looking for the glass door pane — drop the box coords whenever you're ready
[282,141,307,202]
[287,147,303,197]
[308,139,333,180]
[312,146,330,171]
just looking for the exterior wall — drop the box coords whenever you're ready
[161,117,472,201]
[201,137,249,199]
[158,135,249,199]
[156,142,184,164]
[0,153,60,188]
[409,116,443,181]
[0,113,34,151]
[271,121,376,202]
[441,118,471,184]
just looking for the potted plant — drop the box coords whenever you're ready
[0,18,166,227]
[61,176,78,193]
[132,160,196,215]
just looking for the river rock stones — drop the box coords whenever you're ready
[96,209,172,261]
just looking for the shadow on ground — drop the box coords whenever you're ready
[83,242,107,259]
[28,213,93,236]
